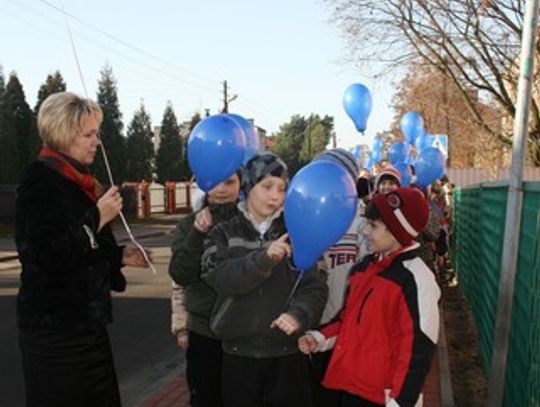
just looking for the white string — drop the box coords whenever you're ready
[59,1,157,274]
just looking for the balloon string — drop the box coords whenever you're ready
[59,1,156,274]
[283,258,303,309]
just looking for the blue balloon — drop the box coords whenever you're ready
[388,141,409,165]
[227,113,260,164]
[188,115,246,192]
[372,136,383,152]
[352,145,363,159]
[393,161,412,187]
[415,131,432,152]
[401,112,424,145]
[284,161,358,270]
[371,149,382,163]
[416,147,445,188]
[343,83,373,133]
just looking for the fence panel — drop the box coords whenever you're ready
[448,167,540,187]
[149,182,165,214]
[453,181,540,406]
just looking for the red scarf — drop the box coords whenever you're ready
[38,148,103,202]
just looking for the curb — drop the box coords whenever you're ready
[438,302,455,407]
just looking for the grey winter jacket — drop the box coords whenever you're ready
[201,212,328,358]
[168,203,238,338]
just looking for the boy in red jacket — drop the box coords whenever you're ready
[299,188,440,407]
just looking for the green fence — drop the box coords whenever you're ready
[453,181,540,406]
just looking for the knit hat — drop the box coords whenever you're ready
[375,165,402,188]
[242,152,289,195]
[314,148,359,182]
[371,187,429,246]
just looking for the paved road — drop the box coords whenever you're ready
[0,233,184,407]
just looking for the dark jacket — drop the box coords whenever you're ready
[16,161,125,330]
[201,209,328,358]
[168,203,238,338]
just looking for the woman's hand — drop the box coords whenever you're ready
[122,246,151,267]
[266,233,291,264]
[270,312,300,336]
[97,186,123,231]
[193,208,213,233]
[298,334,318,354]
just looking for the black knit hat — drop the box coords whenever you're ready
[242,152,289,195]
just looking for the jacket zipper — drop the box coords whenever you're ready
[356,288,373,324]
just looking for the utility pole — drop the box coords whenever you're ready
[221,80,238,114]
[487,1,539,406]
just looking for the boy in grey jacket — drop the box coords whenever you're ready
[202,152,328,407]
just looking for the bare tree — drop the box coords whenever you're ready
[325,0,540,164]
[392,61,506,169]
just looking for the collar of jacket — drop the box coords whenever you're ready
[353,242,420,276]
[236,201,283,235]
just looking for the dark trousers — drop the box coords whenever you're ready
[19,326,121,407]
[185,331,223,407]
[221,352,313,407]
[310,351,343,407]
[341,392,384,407]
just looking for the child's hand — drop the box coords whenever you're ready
[194,208,213,233]
[298,334,318,354]
[270,312,299,335]
[266,233,291,264]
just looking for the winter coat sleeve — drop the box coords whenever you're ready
[171,282,188,335]
[17,181,122,278]
[389,263,441,407]
[168,213,207,286]
[201,223,276,297]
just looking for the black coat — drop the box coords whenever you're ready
[16,161,125,330]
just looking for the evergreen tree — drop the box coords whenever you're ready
[2,73,36,181]
[181,112,202,180]
[125,104,155,181]
[0,66,5,94]
[0,69,18,183]
[34,71,67,114]
[272,114,333,176]
[155,102,183,183]
[93,65,126,184]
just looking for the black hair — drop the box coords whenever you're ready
[377,173,400,187]
[356,178,372,199]
[364,201,381,221]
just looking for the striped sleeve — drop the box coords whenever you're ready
[390,259,440,407]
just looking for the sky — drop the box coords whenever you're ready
[1,0,398,150]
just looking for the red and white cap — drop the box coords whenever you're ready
[375,165,402,188]
[371,187,429,246]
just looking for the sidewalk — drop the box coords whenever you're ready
[135,313,454,407]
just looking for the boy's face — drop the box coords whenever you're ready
[378,179,399,195]
[364,218,401,254]
[207,174,240,205]
[247,176,286,222]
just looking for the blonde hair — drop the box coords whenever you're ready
[37,92,103,152]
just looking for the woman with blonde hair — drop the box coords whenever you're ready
[16,92,149,407]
